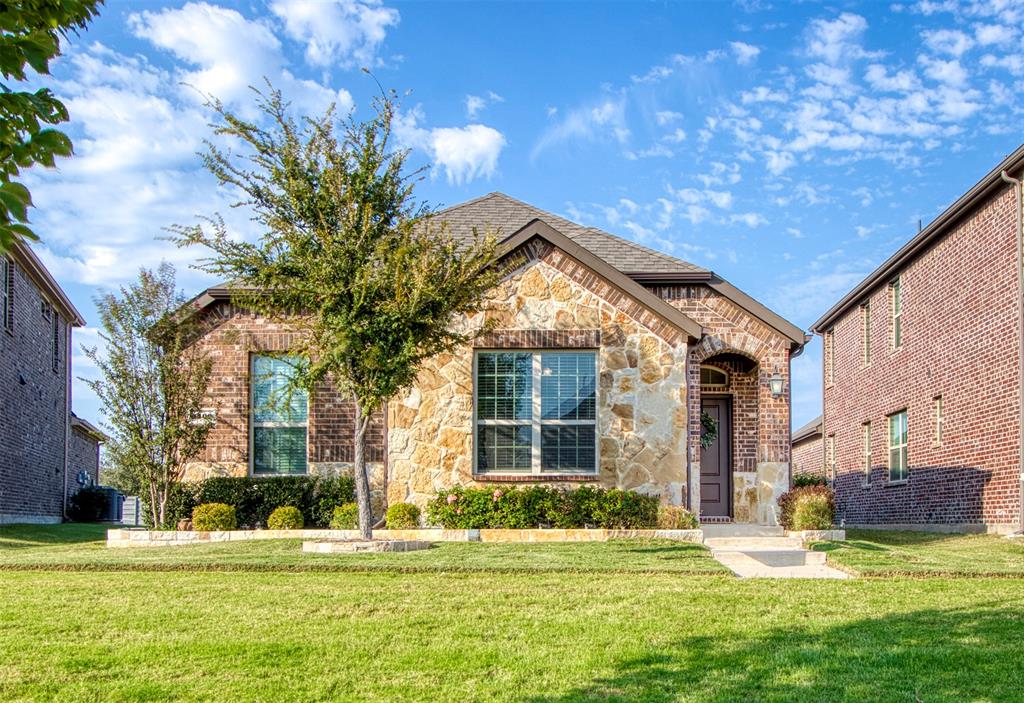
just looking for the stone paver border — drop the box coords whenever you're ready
[107,527,705,548]
[302,539,433,553]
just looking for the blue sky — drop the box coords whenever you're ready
[27,0,1024,428]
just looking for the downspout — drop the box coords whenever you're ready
[1000,170,1024,536]
[684,346,693,512]
[62,321,72,521]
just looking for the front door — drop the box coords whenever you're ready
[700,396,732,518]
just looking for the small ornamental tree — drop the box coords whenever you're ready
[0,0,103,251]
[84,263,213,528]
[173,86,500,539]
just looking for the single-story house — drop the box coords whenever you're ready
[183,193,806,524]
[0,241,87,524]
[791,415,823,478]
[811,145,1024,534]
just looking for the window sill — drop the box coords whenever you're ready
[472,474,600,483]
[885,479,909,486]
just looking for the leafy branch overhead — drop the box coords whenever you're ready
[173,84,501,538]
[0,0,103,252]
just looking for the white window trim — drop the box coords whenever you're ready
[1,256,12,333]
[888,410,908,483]
[934,395,943,446]
[860,301,871,367]
[473,350,599,476]
[862,421,872,486]
[890,277,903,350]
[248,354,310,477]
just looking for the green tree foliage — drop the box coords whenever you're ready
[173,86,500,538]
[0,0,103,251]
[83,263,213,528]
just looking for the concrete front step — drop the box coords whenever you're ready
[713,550,850,579]
[704,536,804,550]
[711,548,827,566]
[700,524,785,538]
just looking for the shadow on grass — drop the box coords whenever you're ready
[0,523,107,549]
[524,605,1024,702]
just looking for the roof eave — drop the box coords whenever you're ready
[9,240,86,326]
[812,143,1024,333]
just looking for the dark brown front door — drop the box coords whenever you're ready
[700,396,732,518]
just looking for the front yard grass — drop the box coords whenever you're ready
[811,528,1024,577]
[3,524,1024,701]
[0,524,725,575]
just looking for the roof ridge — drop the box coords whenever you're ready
[580,226,699,271]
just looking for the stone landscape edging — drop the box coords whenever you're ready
[106,527,705,548]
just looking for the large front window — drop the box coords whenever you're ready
[251,355,308,475]
[475,351,597,474]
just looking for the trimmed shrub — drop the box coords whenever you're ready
[192,503,237,531]
[385,503,421,529]
[67,487,111,522]
[657,505,699,530]
[310,476,356,528]
[425,486,660,529]
[329,503,359,530]
[793,473,827,488]
[791,493,835,530]
[777,485,835,530]
[267,506,304,530]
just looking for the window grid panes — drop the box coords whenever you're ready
[863,422,872,484]
[251,355,308,475]
[891,277,903,349]
[888,410,908,482]
[476,351,598,475]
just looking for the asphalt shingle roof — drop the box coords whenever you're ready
[433,192,709,276]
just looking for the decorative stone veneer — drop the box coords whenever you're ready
[386,242,690,512]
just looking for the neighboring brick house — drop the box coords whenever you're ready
[791,415,823,478]
[183,194,806,524]
[68,413,106,497]
[812,146,1024,534]
[0,241,86,524]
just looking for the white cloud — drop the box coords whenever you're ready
[864,64,921,91]
[741,86,788,103]
[729,212,769,227]
[730,41,761,65]
[922,28,974,56]
[269,0,399,68]
[974,23,1016,45]
[531,97,629,160]
[396,108,506,185]
[918,55,969,86]
[465,90,504,119]
[806,13,871,64]
[655,110,683,125]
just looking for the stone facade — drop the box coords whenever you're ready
[818,176,1022,531]
[387,240,690,510]
[0,251,73,524]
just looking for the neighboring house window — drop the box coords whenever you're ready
[890,277,903,349]
[699,366,729,389]
[862,422,872,484]
[2,256,12,332]
[251,355,308,475]
[934,395,943,446]
[888,410,908,482]
[860,301,871,366]
[826,434,836,482]
[824,329,835,387]
[475,351,597,475]
[51,312,60,372]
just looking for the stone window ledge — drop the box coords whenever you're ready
[472,474,600,483]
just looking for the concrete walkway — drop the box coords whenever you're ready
[703,525,850,579]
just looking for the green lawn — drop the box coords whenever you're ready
[0,524,725,575]
[2,524,1024,702]
[812,529,1024,577]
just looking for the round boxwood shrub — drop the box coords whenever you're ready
[385,502,420,529]
[192,503,237,531]
[267,506,304,530]
[656,505,699,530]
[330,502,359,530]
[791,493,835,530]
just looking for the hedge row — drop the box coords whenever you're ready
[160,476,355,529]
[426,486,661,529]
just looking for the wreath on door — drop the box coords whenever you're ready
[700,411,718,450]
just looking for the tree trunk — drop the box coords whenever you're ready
[148,480,160,529]
[353,402,374,540]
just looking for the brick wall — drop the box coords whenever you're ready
[0,256,69,523]
[792,435,823,477]
[183,303,384,480]
[822,183,1021,529]
[67,427,100,496]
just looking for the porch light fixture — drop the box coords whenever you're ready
[768,373,785,398]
